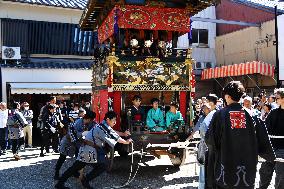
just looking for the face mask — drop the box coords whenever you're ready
[24,107,29,110]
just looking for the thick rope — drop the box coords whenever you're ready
[105,142,143,189]
[269,135,284,139]
[268,135,284,162]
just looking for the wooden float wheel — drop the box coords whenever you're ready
[169,149,183,166]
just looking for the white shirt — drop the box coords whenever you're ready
[0,109,8,128]
[199,110,216,139]
[271,102,279,110]
[244,107,258,117]
[69,110,79,119]
[203,110,216,127]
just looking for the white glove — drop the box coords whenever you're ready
[50,126,56,133]
[82,131,89,137]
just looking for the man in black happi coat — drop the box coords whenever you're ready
[205,81,274,189]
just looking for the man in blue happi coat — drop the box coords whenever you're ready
[55,111,132,189]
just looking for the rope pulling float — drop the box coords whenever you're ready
[104,135,284,188]
[269,135,284,139]
[105,142,143,189]
[105,140,197,188]
[268,135,284,163]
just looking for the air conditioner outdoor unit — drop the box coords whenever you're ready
[195,62,204,69]
[205,62,213,69]
[2,46,21,60]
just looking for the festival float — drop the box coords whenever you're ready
[80,0,219,168]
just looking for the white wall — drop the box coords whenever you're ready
[177,6,216,67]
[178,6,216,49]
[278,14,284,81]
[0,1,83,24]
[1,68,92,102]
[0,19,2,48]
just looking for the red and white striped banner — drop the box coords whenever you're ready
[201,61,275,80]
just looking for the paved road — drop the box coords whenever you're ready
[0,148,275,189]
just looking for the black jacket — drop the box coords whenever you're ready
[43,113,59,130]
[265,107,284,150]
[205,103,274,189]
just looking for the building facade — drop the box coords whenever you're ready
[178,6,217,97]
[0,0,98,145]
[216,0,279,35]
[201,0,283,96]
[0,0,96,104]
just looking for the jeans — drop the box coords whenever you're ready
[5,128,10,149]
[199,165,205,189]
[0,127,7,151]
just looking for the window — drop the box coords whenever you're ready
[1,18,98,56]
[195,62,203,69]
[191,29,198,44]
[199,29,208,45]
[190,29,209,47]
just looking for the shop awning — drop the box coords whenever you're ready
[201,61,275,80]
[10,83,92,94]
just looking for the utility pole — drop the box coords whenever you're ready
[275,6,281,88]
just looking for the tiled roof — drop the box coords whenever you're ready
[4,0,284,12]
[233,0,284,12]
[3,0,88,10]
[0,58,94,69]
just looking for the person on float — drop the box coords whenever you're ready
[130,95,146,128]
[166,102,183,130]
[146,98,165,132]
